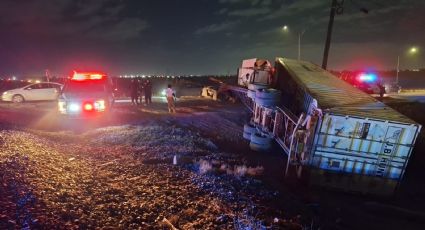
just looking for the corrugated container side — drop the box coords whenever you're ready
[273,57,422,195]
[275,59,313,116]
[310,113,421,180]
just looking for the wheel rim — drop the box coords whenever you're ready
[13,95,23,103]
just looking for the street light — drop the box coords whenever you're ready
[282,25,306,61]
[298,29,306,61]
[396,46,419,84]
[409,47,418,54]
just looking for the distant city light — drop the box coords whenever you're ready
[409,47,418,54]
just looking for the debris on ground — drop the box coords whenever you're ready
[0,125,302,229]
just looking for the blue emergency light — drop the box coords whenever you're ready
[358,73,377,83]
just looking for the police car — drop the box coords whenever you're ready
[58,71,114,117]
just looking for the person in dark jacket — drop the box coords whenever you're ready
[130,79,139,105]
[378,82,386,101]
[144,80,152,105]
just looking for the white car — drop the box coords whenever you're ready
[1,82,63,103]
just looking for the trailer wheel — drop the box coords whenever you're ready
[254,97,280,107]
[243,123,257,134]
[250,132,272,146]
[249,141,271,151]
[247,90,256,99]
[254,89,281,106]
[243,131,252,140]
[255,88,281,100]
[248,83,268,91]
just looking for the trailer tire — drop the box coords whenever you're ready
[249,141,271,151]
[255,88,281,100]
[247,90,256,99]
[243,123,257,134]
[243,131,252,140]
[248,83,268,91]
[250,132,272,146]
[254,97,280,107]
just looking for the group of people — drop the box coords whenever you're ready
[130,79,152,106]
[129,80,176,113]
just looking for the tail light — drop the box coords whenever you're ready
[84,103,94,111]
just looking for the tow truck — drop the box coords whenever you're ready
[58,71,115,118]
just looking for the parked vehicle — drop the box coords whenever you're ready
[384,82,402,93]
[58,71,114,118]
[1,82,63,103]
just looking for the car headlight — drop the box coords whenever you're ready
[2,91,8,95]
[68,103,81,112]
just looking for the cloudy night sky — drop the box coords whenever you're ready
[0,0,424,77]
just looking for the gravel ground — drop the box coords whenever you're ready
[2,97,424,230]
[0,122,303,229]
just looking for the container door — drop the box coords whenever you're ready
[374,126,403,177]
[312,114,420,180]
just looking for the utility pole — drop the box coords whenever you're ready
[322,0,339,70]
[298,33,301,61]
[322,0,368,70]
[396,55,400,84]
[45,69,50,82]
[298,30,306,61]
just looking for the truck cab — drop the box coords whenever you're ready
[237,58,274,87]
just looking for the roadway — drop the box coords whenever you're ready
[386,90,425,103]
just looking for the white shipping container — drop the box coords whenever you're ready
[310,113,420,180]
[270,58,422,194]
[240,57,422,194]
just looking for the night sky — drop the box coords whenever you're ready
[1,0,424,77]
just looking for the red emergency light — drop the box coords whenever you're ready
[71,71,105,80]
[357,73,377,83]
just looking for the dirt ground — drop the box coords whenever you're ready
[0,97,425,229]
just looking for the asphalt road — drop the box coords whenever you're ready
[387,91,425,103]
[0,97,237,132]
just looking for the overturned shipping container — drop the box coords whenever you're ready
[271,58,421,195]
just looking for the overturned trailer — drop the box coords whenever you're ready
[239,58,421,196]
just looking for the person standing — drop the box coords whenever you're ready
[144,80,152,105]
[130,79,139,105]
[138,79,145,105]
[378,82,386,101]
[166,84,176,113]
